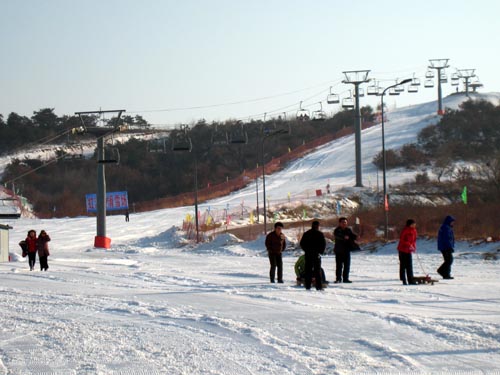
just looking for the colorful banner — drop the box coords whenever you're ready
[85,191,129,213]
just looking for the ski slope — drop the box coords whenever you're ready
[210,92,500,210]
[1,93,500,374]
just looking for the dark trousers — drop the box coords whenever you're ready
[437,250,454,277]
[28,252,36,270]
[398,251,414,284]
[268,253,283,282]
[39,255,49,271]
[335,250,351,281]
[304,253,322,290]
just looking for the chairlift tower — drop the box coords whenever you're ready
[75,109,125,249]
[457,69,476,97]
[342,70,370,187]
[428,59,449,115]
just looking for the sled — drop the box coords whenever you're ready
[413,275,439,285]
[296,278,329,288]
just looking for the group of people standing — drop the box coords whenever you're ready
[19,229,51,271]
[266,217,359,290]
[266,215,456,288]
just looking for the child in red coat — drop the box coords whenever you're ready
[397,219,417,285]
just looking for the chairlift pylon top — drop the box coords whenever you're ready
[428,58,450,69]
[342,70,370,83]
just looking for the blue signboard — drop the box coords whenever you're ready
[85,191,129,213]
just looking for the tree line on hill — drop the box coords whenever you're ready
[1,107,375,217]
[0,108,151,153]
[372,99,500,203]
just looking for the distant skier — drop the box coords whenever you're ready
[333,217,358,283]
[437,215,455,279]
[265,222,286,283]
[397,219,417,285]
[24,229,38,271]
[37,230,51,271]
[125,210,130,222]
[300,220,326,290]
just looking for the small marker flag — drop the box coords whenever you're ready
[461,186,467,204]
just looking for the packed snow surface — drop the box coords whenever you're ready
[1,93,500,374]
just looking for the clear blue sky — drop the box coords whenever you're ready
[1,0,498,127]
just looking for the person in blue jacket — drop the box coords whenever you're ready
[437,215,455,279]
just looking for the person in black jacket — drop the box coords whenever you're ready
[333,217,358,283]
[265,222,286,283]
[300,220,326,290]
[37,230,51,271]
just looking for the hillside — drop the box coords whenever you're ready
[2,92,500,225]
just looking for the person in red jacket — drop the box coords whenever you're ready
[25,229,38,271]
[397,219,417,285]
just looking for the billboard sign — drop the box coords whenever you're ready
[85,191,129,213]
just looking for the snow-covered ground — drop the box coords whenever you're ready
[1,93,500,374]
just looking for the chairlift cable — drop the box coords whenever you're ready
[3,125,120,185]
[6,127,74,158]
[126,79,343,115]
[236,87,333,122]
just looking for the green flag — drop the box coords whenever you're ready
[461,186,467,204]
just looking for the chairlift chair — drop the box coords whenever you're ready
[342,96,354,109]
[211,125,228,145]
[424,79,434,88]
[148,138,167,153]
[311,102,327,121]
[388,87,400,96]
[326,86,340,104]
[326,93,340,104]
[352,88,364,97]
[411,77,421,86]
[425,70,435,79]
[440,73,448,83]
[296,101,310,121]
[267,117,291,135]
[451,73,460,86]
[367,82,379,96]
[408,85,419,93]
[98,147,120,165]
[171,126,192,152]
[470,77,483,91]
[229,122,248,144]
[394,85,405,93]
